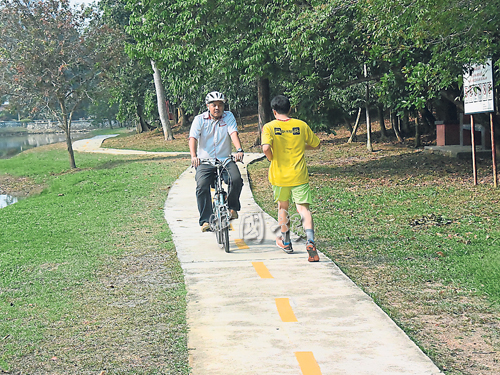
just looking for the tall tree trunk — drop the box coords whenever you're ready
[364,64,373,152]
[401,112,410,135]
[58,97,76,169]
[254,76,272,146]
[378,105,388,140]
[344,117,353,134]
[391,112,403,142]
[179,107,190,130]
[137,100,149,133]
[348,108,362,143]
[415,116,421,148]
[151,60,174,140]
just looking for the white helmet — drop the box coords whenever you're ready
[205,91,226,104]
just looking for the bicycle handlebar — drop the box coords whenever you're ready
[199,155,243,167]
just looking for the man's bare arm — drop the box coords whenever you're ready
[262,144,273,161]
[189,137,200,167]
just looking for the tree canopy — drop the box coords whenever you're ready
[0,0,116,167]
[2,0,500,148]
[124,0,500,136]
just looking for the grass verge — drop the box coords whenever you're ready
[0,142,190,374]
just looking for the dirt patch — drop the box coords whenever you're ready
[0,174,46,197]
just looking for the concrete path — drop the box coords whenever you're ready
[73,134,190,156]
[75,136,443,375]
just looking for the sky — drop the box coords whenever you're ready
[69,0,95,7]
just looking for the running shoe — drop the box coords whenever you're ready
[201,222,211,232]
[276,236,293,254]
[306,241,320,262]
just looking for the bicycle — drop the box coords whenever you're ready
[200,157,234,253]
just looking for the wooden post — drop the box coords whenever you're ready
[491,113,498,188]
[471,114,478,185]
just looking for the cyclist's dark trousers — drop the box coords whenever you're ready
[195,161,243,226]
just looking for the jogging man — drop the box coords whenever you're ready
[261,95,321,262]
[189,91,244,232]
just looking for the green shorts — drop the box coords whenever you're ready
[272,183,313,205]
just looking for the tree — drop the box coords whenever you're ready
[98,0,155,134]
[0,0,113,168]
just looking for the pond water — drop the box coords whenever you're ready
[0,131,90,208]
[0,132,89,159]
[0,194,18,208]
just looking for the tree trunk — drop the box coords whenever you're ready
[401,112,410,135]
[174,105,179,125]
[391,112,403,142]
[137,100,149,133]
[415,116,421,148]
[344,117,353,134]
[348,108,362,143]
[179,106,190,130]
[254,76,272,146]
[364,64,373,152]
[58,97,76,169]
[378,105,388,140]
[151,59,174,140]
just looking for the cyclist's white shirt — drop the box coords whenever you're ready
[189,110,238,161]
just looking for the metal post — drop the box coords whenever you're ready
[471,114,478,185]
[491,113,498,188]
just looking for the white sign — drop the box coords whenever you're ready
[463,59,494,114]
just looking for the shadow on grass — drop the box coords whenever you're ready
[308,150,494,185]
[93,154,190,171]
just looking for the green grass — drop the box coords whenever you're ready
[0,147,190,373]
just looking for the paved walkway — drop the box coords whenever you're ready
[73,134,190,156]
[76,136,443,375]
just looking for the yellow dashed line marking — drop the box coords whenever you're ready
[275,298,297,322]
[252,262,273,279]
[234,238,248,249]
[295,352,322,375]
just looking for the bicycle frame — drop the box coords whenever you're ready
[200,157,232,252]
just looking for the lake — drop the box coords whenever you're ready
[0,131,90,208]
[0,194,18,208]
[0,132,90,159]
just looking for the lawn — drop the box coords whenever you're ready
[0,139,191,374]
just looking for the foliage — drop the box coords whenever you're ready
[0,0,117,167]
[97,0,155,129]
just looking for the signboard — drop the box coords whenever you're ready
[463,59,494,114]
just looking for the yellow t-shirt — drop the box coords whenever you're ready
[261,118,320,187]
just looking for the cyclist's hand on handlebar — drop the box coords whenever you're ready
[234,152,244,163]
[191,156,200,168]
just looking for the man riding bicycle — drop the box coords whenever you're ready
[189,91,244,232]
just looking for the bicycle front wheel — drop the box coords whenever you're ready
[221,225,230,253]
